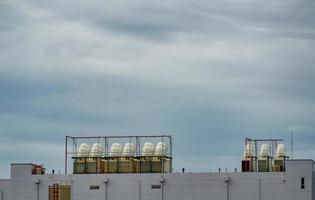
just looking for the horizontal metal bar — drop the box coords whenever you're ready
[67,135,172,139]
[71,156,172,159]
[245,138,283,142]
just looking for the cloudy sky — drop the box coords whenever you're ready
[0,0,315,178]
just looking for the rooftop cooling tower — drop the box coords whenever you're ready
[90,143,104,157]
[259,144,269,158]
[142,142,155,156]
[109,143,123,157]
[155,142,168,156]
[276,144,286,158]
[243,143,254,159]
[78,143,90,157]
[122,143,136,156]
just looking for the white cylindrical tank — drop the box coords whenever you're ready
[122,143,136,156]
[77,143,91,157]
[109,143,123,157]
[155,142,168,156]
[90,143,104,157]
[259,144,269,158]
[142,142,155,156]
[243,143,254,159]
[276,144,286,158]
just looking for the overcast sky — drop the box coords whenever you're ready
[0,0,315,178]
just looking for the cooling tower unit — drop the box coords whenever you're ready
[77,143,91,157]
[273,144,286,172]
[242,143,254,172]
[142,142,155,156]
[73,143,91,174]
[258,144,270,172]
[109,143,123,157]
[121,143,136,157]
[66,135,173,174]
[155,142,168,156]
[86,158,105,174]
[90,143,104,157]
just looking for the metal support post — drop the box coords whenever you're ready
[160,176,165,200]
[104,179,108,200]
[224,177,230,200]
[35,179,40,200]
[65,136,68,174]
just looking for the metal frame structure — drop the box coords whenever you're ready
[244,138,284,158]
[244,138,287,172]
[65,135,173,174]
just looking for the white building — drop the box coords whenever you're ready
[0,159,314,200]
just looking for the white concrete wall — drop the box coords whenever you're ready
[285,160,313,200]
[33,172,312,200]
[10,164,32,181]
[0,180,11,200]
[0,160,314,200]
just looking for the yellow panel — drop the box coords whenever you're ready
[59,185,71,200]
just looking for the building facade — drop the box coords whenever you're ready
[0,160,314,200]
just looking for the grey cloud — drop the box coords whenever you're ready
[0,0,315,178]
[21,0,242,40]
[0,2,24,32]
[10,0,315,42]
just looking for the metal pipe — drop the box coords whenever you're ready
[246,138,283,142]
[224,177,230,200]
[35,180,40,200]
[170,136,173,158]
[65,136,68,174]
[66,135,172,139]
[291,132,294,159]
[255,141,258,172]
[160,177,165,200]
[129,136,131,173]
[105,138,108,157]
[136,136,140,157]
[0,191,3,200]
[162,137,164,173]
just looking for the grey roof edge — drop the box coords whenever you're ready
[286,159,314,162]
[10,163,34,165]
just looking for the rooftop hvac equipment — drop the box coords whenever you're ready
[258,144,270,172]
[259,144,269,158]
[243,143,254,159]
[77,143,90,157]
[258,159,270,172]
[276,144,286,158]
[142,142,155,156]
[155,142,168,156]
[109,143,123,157]
[65,135,173,174]
[122,143,136,156]
[90,143,104,157]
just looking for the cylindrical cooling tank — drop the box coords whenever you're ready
[155,142,168,156]
[122,143,136,156]
[90,143,104,157]
[78,143,90,157]
[243,143,254,159]
[142,142,155,156]
[109,143,123,157]
[276,144,286,158]
[259,144,269,158]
